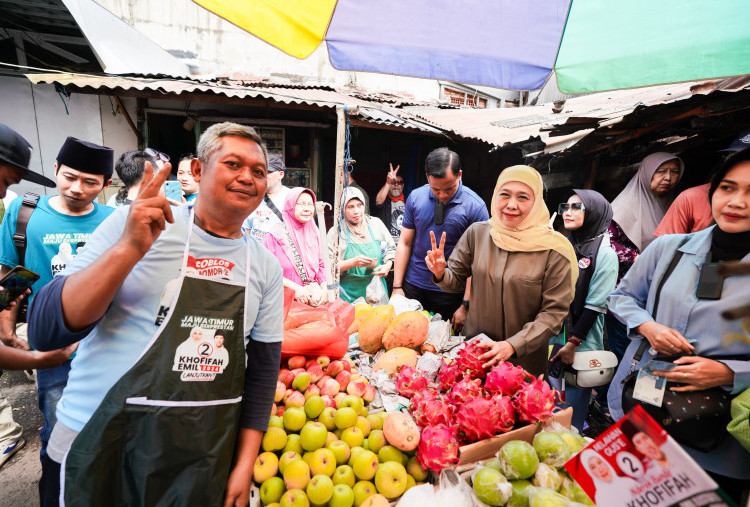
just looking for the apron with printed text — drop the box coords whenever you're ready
[62,210,250,506]
[339,224,386,303]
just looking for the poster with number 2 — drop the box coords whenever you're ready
[565,405,729,507]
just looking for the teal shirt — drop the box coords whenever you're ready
[550,237,618,351]
[0,195,115,303]
[184,192,198,203]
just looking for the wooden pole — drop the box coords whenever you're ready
[330,106,358,299]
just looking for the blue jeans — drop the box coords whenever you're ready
[36,361,71,458]
[548,374,592,432]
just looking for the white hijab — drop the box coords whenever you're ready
[581,449,638,504]
[611,152,684,251]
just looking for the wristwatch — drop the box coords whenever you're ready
[461,300,470,309]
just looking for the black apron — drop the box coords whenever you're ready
[62,210,251,506]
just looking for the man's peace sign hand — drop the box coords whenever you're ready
[425,230,447,281]
[386,163,400,184]
[121,161,175,257]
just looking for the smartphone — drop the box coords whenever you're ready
[548,343,565,378]
[164,180,182,202]
[0,266,40,311]
[696,262,724,299]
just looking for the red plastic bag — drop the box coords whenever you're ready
[281,294,355,360]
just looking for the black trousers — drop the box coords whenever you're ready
[40,454,61,507]
[403,280,463,322]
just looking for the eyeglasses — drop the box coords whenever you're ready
[145,148,170,163]
[558,202,586,214]
[393,179,404,185]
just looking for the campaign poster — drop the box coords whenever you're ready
[565,405,729,507]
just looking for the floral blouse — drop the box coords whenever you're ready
[607,220,640,283]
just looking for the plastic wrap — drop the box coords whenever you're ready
[281,297,355,359]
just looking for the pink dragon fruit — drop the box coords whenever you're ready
[394,366,429,398]
[437,361,464,393]
[456,341,489,380]
[512,375,558,424]
[416,424,460,473]
[411,392,456,429]
[447,376,483,406]
[455,396,501,442]
[410,387,439,414]
[491,395,517,433]
[484,362,531,396]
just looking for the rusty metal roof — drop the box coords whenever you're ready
[25,73,445,135]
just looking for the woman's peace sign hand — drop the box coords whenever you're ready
[121,161,175,257]
[425,230,447,281]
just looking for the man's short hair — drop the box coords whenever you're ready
[196,123,268,167]
[425,147,461,178]
[179,153,195,164]
[115,150,158,188]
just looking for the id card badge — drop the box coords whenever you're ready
[632,360,676,407]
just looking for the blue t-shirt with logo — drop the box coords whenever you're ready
[0,195,115,304]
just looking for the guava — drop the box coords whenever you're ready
[558,429,585,455]
[532,463,562,491]
[473,467,512,506]
[528,487,570,507]
[560,476,594,506]
[532,432,571,468]
[507,480,533,507]
[499,440,539,480]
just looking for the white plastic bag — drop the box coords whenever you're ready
[365,276,388,305]
[389,293,423,314]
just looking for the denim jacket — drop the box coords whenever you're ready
[607,226,750,478]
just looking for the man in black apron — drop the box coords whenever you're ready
[28,123,284,506]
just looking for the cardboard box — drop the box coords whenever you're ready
[457,407,573,465]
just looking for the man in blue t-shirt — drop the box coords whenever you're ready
[0,123,77,469]
[0,136,113,485]
[392,147,488,330]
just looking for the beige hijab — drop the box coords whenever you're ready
[489,165,579,295]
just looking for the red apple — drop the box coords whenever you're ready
[335,371,352,391]
[342,361,352,373]
[317,356,331,368]
[290,368,306,377]
[306,358,317,369]
[307,364,326,383]
[304,385,321,400]
[271,403,277,416]
[286,391,305,408]
[276,405,286,417]
[363,384,376,403]
[288,355,307,370]
[283,388,293,403]
[320,378,341,397]
[334,392,347,406]
[275,382,286,403]
[347,381,367,398]
[278,369,294,388]
[321,395,337,408]
[326,360,344,377]
[317,375,333,389]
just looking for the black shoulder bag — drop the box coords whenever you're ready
[12,192,39,322]
[621,239,744,453]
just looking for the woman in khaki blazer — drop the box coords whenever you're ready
[426,166,578,376]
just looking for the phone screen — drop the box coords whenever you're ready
[0,267,40,310]
[165,181,182,202]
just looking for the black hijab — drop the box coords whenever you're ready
[568,189,614,326]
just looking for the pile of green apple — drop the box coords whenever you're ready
[255,355,429,507]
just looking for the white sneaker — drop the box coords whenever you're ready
[24,369,36,382]
[0,437,25,468]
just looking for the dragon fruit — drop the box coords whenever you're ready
[491,395,517,433]
[411,392,456,429]
[447,376,483,406]
[455,396,501,441]
[394,366,429,398]
[416,424,460,473]
[456,341,489,380]
[437,361,464,392]
[512,375,558,424]
[410,387,439,414]
[485,362,530,396]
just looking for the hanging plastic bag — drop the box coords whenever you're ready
[282,297,355,360]
[365,276,388,305]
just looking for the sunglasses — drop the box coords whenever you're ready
[393,180,404,185]
[558,202,586,214]
[145,148,170,163]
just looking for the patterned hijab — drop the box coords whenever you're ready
[611,152,684,251]
[489,165,579,295]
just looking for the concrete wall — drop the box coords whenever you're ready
[94,0,443,102]
[0,75,137,200]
